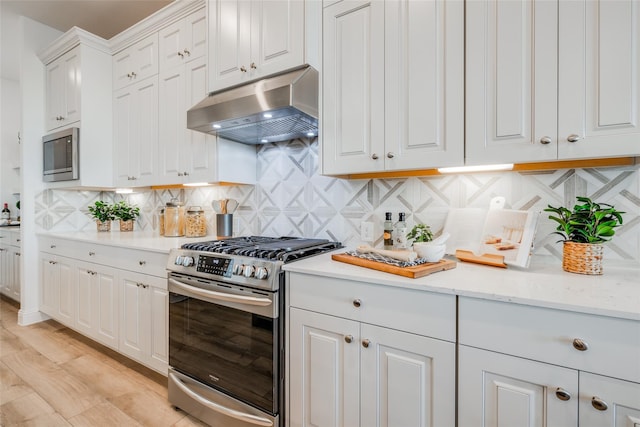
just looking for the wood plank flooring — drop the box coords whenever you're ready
[0,296,208,426]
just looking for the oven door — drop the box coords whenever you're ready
[168,274,279,416]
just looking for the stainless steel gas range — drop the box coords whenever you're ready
[166,236,342,427]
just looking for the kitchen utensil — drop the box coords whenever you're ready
[430,232,451,246]
[356,245,417,262]
[226,199,238,214]
[212,200,222,214]
[216,214,233,238]
[413,243,446,262]
[332,253,456,278]
[220,199,228,214]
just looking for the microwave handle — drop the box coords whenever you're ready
[169,372,274,427]
[169,278,272,307]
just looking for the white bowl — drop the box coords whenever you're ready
[413,243,446,262]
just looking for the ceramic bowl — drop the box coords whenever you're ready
[413,243,446,262]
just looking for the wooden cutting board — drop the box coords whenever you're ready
[332,253,456,278]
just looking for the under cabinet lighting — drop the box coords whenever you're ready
[213,124,221,129]
[115,188,133,194]
[437,164,514,174]
[183,182,210,187]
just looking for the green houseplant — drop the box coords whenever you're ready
[544,196,624,275]
[88,201,114,232]
[407,223,434,243]
[111,200,140,232]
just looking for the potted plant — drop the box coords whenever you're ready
[88,201,114,232]
[407,224,444,261]
[544,196,624,275]
[112,200,140,232]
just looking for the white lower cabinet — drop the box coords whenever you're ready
[458,297,640,427]
[39,237,168,374]
[119,271,168,374]
[458,345,579,427]
[287,272,456,427]
[75,261,119,350]
[0,231,21,302]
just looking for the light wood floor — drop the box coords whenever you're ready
[0,296,209,426]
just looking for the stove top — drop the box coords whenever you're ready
[168,236,342,291]
[180,236,342,262]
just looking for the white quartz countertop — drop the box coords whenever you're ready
[37,231,195,254]
[284,249,640,321]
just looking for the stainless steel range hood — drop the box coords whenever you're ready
[187,65,318,145]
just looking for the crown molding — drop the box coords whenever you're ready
[37,26,110,64]
[109,0,205,54]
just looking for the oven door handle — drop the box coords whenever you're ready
[169,372,274,427]
[169,278,273,307]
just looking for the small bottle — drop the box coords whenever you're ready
[1,203,10,220]
[383,212,394,250]
[394,212,408,249]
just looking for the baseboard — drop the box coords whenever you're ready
[18,308,51,326]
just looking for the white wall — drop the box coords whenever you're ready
[9,13,61,325]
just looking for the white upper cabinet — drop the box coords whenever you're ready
[113,33,159,91]
[466,0,640,165]
[159,8,207,70]
[558,0,640,160]
[45,47,81,131]
[208,0,306,92]
[39,28,114,187]
[322,0,464,175]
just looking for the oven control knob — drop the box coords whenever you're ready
[243,265,255,278]
[174,256,183,265]
[233,264,244,275]
[255,266,269,280]
[182,256,194,267]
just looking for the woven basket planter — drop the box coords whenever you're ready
[562,241,604,275]
[96,220,111,232]
[119,219,134,232]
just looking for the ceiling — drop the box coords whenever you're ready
[1,0,173,40]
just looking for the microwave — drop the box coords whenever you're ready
[43,127,79,182]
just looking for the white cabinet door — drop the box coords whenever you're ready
[360,324,456,427]
[113,76,159,187]
[10,247,20,301]
[40,253,75,325]
[209,0,305,92]
[558,0,640,159]
[458,345,579,427]
[159,8,207,71]
[75,261,118,350]
[384,0,464,171]
[0,244,9,295]
[579,372,640,427]
[322,0,385,175]
[119,271,168,374]
[289,307,360,427]
[45,47,81,131]
[113,33,159,90]
[465,0,558,165]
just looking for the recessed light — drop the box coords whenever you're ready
[115,188,133,194]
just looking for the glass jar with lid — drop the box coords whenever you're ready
[164,199,185,237]
[185,206,207,237]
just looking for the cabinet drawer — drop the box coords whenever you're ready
[10,232,21,246]
[287,272,456,342]
[39,236,80,257]
[114,248,168,278]
[459,297,640,383]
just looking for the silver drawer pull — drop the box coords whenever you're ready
[572,338,589,351]
[50,244,56,249]
[88,251,95,256]
[567,134,580,143]
[555,388,571,401]
[540,136,552,145]
[139,260,146,266]
[591,396,608,411]
[353,299,361,308]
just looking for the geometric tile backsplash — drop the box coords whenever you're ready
[35,137,640,266]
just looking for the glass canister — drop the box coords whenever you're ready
[158,208,165,236]
[185,206,207,237]
[164,199,185,237]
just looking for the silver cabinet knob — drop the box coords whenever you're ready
[183,49,190,56]
[240,66,247,73]
[344,335,353,344]
[540,136,552,145]
[591,397,608,411]
[177,51,184,58]
[353,299,362,308]
[362,339,370,348]
[572,338,589,351]
[88,251,95,256]
[387,152,395,158]
[250,62,257,69]
[139,260,146,266]
[50,244,56,249]
[49,260,57,265]
[371,153,379,160]
[555,388,571,401]
[567,134,580,143]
